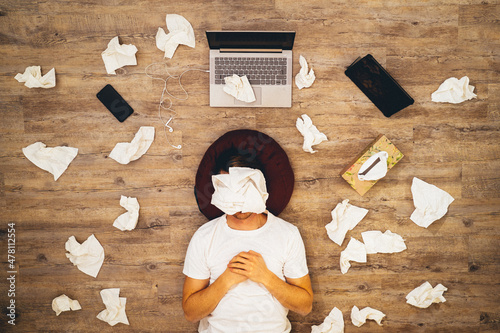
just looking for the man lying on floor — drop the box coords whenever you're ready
[182,147,313,332]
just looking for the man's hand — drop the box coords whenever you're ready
[227,250,313,316]
[220,267,248,289]
[227,250,272,285]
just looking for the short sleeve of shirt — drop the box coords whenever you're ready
[183,228,210,280]
[283,226,309,279]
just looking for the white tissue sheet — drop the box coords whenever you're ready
[97,288,129,326]
[351,306,385,327]
[15,66,56,88]
[340,238,367,274]
[296,114,328,153]
[113,195,140,231]
[156,14,195,59]
[361,230,406,254]
[410,177,454,228]
[22,142,78,181]
[358,151,389,181]
[52,294,81,316]
[211,167,269,215]
[295,55,315,89]
[325,199,369,246]
[406,281,448,309]
[65,234,105,278]
[431,76,477,104]
[109,126,155,165]
[101,36,138,75]
[223,74,256,103]
[311,307,344,333]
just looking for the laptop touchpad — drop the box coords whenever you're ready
[234,87,262,106]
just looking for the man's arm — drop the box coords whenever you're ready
[228,250,313,316]
[182,269,247,322]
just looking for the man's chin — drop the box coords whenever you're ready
[232,212,253,220]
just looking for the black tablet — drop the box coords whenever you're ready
[345,54,414,117]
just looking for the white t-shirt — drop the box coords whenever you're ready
[183,212,309,333]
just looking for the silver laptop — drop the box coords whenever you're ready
[207,31,295,108]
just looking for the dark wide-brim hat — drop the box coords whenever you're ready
[194,129,295,220]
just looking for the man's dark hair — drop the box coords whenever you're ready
[213,146,264,175]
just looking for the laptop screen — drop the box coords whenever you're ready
[206,31,295,50]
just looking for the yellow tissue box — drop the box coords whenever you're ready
[340,134,404,196]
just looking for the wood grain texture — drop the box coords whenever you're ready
[0,0,499,332]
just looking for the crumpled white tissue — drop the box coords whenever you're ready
[295,55,315,89]
[65,234,105,278]
[113,195,140,231]
[22,142,78,181]
[101,36,138,75]
[311,307,344,333]
[325,199,369,246]
[296,114,328,153]
[358,151,389,181]
[431,76,477,104]
[156,14,195,58]
[351,306,385,327]
[52,294,81,316]
[97,288,129,326]
[406,281,448,309]
[15,66,56,88]
[223,74,256,103]
[109,126,155,165]
[410,177,454,228]
[211,167,269,215]
[361,230,406,254]
[340,238,367,274]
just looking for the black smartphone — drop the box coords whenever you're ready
[345,54,414,117]
[96,84,134,122]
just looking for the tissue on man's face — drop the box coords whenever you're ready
[211,167,268,215]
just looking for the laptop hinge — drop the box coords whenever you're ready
[220,48,282,53]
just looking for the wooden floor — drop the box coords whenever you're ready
[1,0,499,332]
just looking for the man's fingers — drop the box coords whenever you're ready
[228,262,245,270]
[229,268,248,278]
[234,251,261,262]
[229,256,250,265]
[228,264,250,275]
[236,252,253,260]
[247,250,262,257]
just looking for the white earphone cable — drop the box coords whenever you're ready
[145,62,209,149]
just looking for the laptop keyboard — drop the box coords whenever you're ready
[214,57,288,85]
